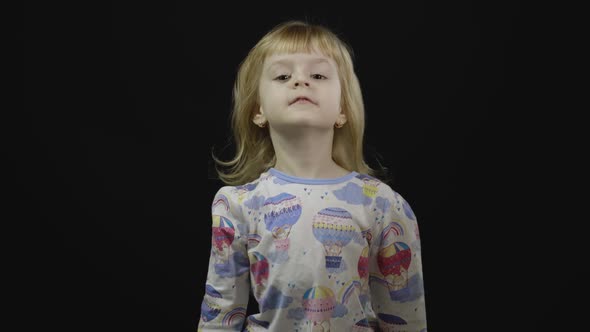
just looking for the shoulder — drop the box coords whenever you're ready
[212,185,237,202]
[211,175,266,205]
[352,172,397,198]
[379,186,417,222]
[354,173,417,220]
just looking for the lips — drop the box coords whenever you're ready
[289,96,316,105]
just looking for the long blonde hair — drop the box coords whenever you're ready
[212,20,388,186]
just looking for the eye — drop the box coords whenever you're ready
[274,74,290,81]
[311,74,327,80]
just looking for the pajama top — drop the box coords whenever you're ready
[198,168,427,331]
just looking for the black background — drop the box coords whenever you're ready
[20,2,581,331]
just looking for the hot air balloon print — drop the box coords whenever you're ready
[248,251,269,299]
[200,285,222,323]
[263,193,302,253]
[235,182,259,203]
[358,246,370,279]
[199,299,220,324]
[377,241,412,291]
[212,215,235,265]
[377,313,407,331]
[352,318,373,332]
[303,286,336,331]
[357,245,370,293]
[312,208,356,269]
[362,177,380,198]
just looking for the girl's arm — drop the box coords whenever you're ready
[368,187,428,331]
[197,187,250,331]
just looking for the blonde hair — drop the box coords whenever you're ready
[212,20,388,186]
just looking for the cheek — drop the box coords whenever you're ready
[326,83,341,101]
[324,87,342,109]
[260,95,282,114]
[259,85,282,107]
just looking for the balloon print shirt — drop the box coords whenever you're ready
[198,168,427,332]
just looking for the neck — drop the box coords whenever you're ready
[269,128,350,179]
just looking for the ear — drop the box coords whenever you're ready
[337,110,347,125]
[253,106,267,125]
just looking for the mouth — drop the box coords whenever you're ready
[289,96,316,105]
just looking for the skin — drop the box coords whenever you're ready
[254,50,349,179]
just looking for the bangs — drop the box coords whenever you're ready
[259,24,347,63]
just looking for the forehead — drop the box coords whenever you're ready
[264,52,336,69]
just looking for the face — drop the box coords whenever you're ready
[255,51,346,130]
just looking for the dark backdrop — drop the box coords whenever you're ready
[21,2,580,331]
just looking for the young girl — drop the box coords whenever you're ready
[199,20,427,332]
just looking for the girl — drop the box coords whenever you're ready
[199,20,427,332]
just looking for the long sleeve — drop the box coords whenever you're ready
[368,188,427,331]
[197,187,251,331]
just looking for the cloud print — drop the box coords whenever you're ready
[244,195,265,210]
[237,182,258,192]
[402,199,416,220]
[261,285,294,312]
[287,307,305,320]
[332,302,348,317]
[332,183,372,206]
[236,223,248,238]
[214,251,249,278]
[375,196,391,213]
[389,274,424,302]
[326,259,348,274]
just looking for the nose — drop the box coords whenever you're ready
[294,81,309,87]
[292,73,310,88]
